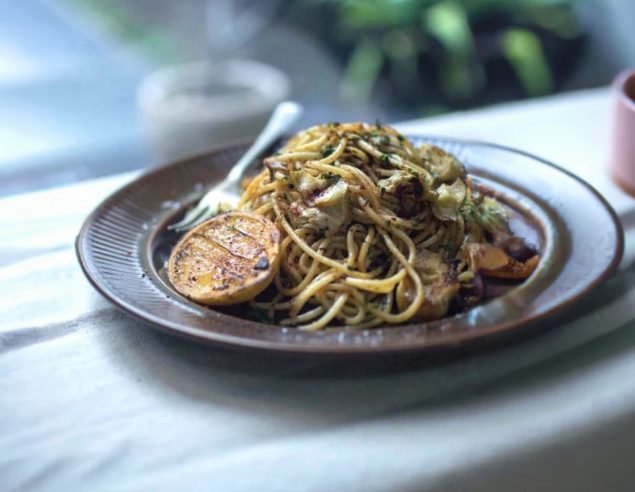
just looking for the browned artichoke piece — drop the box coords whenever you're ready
[396,249,460,321]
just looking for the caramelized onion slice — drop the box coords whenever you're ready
[467,243,539,280]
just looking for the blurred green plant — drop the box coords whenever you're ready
[62,0,186,63]
[304,0,589,107]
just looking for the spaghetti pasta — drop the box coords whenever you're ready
[234,122,539,330]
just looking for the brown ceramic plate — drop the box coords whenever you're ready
[76,137,623,355]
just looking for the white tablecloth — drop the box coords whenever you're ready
[2,88,635,492]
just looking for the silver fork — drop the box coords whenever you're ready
[168,101,303,232]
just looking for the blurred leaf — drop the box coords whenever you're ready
[382,29,418,59]
[383,30,421,96]
[502,28,553,96]
[424,1,483,99]
[522,4,581,38]
[340,38,385,104]
[424,1,473,57]
[341,0,421,29]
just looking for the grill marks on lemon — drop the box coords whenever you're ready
[168,212,281,305]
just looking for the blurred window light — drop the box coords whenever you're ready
[0,43,42,83]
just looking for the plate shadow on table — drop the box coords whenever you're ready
[94,264,635,422]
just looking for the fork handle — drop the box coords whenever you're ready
[224,101,303,186]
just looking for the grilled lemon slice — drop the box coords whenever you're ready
[168,212,281,305]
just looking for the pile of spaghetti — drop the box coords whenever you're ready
[238,122,538,331]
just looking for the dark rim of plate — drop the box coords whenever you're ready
[76,136,624,355]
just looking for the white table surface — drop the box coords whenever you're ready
[2,87,635,492]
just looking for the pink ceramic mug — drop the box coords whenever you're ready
[612,69,635,197]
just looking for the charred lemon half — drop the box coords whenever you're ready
[168,212,281,305]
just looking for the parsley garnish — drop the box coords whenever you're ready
[321,145,335,157]
[320,172,341,182]
[407,168,420,179]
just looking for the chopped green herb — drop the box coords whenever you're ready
[320,172,341,182]
[375,118,383,129]
[379,154,392,168]
[397,134,405,142]
[321,145,335,157]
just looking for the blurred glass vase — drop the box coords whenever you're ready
[138,60,290,163]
